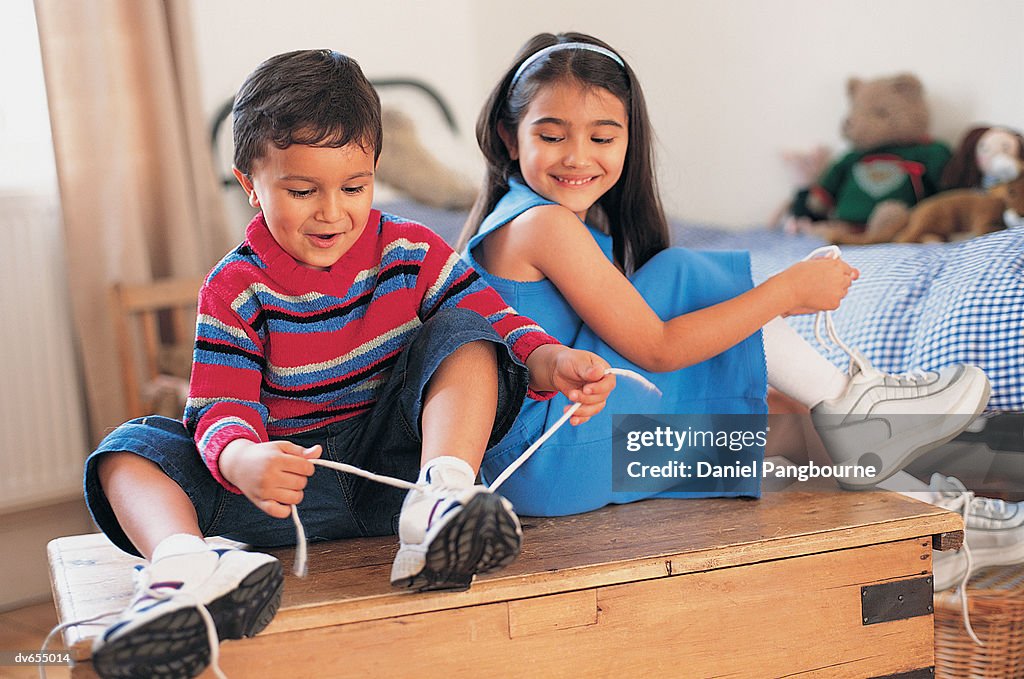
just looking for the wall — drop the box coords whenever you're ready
[191,0,1024,229]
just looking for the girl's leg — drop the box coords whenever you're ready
[763,316,848,408]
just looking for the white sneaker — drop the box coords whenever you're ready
[811,351,991,489]
[91,548,282,679]
[390,464,522,592]
[929,474,1024,592]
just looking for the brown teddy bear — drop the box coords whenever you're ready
[851,170,1024,244]
[376,107,478,210]
[789,73,952,244]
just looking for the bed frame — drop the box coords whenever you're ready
[49,487,961,678]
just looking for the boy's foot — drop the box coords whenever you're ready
[810,351,990,489]
[92,548,282,679]
[928,474,1024,592]
[390,471,522,592]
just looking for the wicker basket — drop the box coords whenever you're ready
[934,563,1024,678]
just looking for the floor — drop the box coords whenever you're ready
[0,601,70,679]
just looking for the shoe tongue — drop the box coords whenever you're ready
[848,349,882,381]
[428,464,474,489]
[146,549,219,591]
[930,473,968,494]
[422,456,475,489]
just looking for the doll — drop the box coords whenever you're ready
[941,125,1024,191]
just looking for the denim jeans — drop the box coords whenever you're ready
[84,308,530,556]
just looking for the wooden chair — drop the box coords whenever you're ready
[110,276,205,418]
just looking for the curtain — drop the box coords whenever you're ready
[34,0,232,444]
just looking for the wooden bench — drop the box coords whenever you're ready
[49,487,962,678]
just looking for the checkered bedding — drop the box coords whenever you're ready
[678,225,1024,412]
[376,195,1023,413]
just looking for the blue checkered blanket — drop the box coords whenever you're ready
[678,225,1024,412]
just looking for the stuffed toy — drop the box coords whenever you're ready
[940,125,1024,191]
[789,73,951,244]
[376,107,478,210]
[842,168,1024,244]
[772,146,831,232]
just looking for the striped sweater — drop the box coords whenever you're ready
[185,210,558,492]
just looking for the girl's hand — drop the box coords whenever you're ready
[219,439,322,518]
[775,258,859,316]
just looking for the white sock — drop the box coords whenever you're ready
[418,455,476,488]
[151,533,210,563]
[763,316,849,408]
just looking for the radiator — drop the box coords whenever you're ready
[0,191,89,512]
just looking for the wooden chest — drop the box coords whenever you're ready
[48,488,961,678]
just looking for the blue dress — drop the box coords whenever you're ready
[464,178,768,515]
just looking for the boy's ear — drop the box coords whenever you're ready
[497,122,518,160]
[232,167,260,208]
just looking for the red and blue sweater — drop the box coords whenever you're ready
[185,210,558,492]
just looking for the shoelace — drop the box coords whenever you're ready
[290,367,661,577]
[805,247,940,391]
[967,495,1009,519]
[940,488,985,646]
[802,246,873,377]
[39,567,228,679]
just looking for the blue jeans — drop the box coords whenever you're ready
[84,308,530,556]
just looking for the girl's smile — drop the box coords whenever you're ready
[501,81,628,220]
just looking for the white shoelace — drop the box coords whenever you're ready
[805,248,939,389]
[802,246,872,376]
[290,367,661,577]
[39,567,227,679]
[941,488,985,646]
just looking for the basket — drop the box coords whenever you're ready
[934,563,1024,678]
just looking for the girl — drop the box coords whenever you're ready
[457,32,991,516]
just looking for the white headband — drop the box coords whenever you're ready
[509,42,626,90]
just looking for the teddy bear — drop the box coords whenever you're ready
[866,171,1024,244]
[376,107,478,210]
[789,73,952,244]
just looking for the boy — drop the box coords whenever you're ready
[83,49,614,679]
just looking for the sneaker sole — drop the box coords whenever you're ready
[837,373,991,490]
[206,559,284,639]
[92,559,283,679]
[392,492,521,592]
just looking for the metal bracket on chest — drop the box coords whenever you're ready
[861,576,934,625]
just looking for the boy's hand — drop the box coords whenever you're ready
[529,345,616,425]
[219,439,322,518]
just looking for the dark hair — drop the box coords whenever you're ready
[457,32,669,273]
[232,49,382,175]
[940,125,1024,191]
